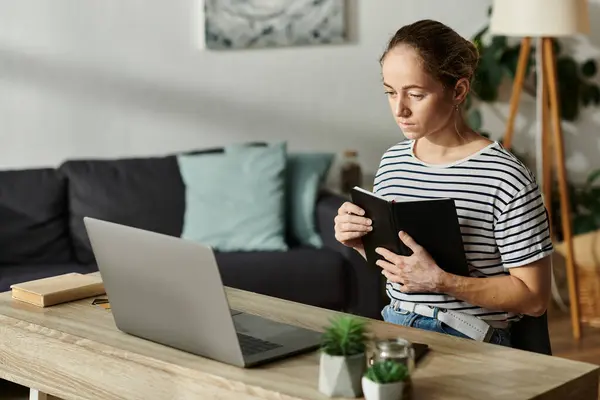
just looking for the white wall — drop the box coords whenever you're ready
[0,0,598,186]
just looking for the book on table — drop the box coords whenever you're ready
[350,186,470,277]
[10,272,105,307]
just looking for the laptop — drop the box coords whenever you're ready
[83,217,322,368]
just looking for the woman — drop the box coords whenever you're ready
[334,19,553,347]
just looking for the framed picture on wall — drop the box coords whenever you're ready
[197,0,347,50]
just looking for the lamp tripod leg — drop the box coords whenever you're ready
[502,37,532,150]
[542,37,581,341]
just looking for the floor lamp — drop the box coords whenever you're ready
[490,0,590,340]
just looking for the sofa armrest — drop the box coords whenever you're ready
[315,190,387,319]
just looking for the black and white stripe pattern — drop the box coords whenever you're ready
[373,140,554,322]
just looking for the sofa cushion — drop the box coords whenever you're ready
[285,152,334,248]
[178,142,288,252]
[59,156,185,264]
[215,247,347,310]
[0,168,72,265]
[0,263,98,293]
[223,142,334,248]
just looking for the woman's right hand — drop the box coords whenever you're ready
[334,202,372,252]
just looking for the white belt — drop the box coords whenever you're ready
[391,300,508,342]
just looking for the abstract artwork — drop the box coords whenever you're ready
[202,0,346,50]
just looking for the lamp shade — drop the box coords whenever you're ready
[489,0,590,37]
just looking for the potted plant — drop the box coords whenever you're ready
[362,359,409,400]
[318,315,369,398]
[550,168,600,239]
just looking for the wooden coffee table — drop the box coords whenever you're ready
[0,278,598,400]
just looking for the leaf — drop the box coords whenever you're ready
[492,36,507,47]
[587,169,600,186]
[582,84,600,107]
[582,59,597,77]
[594,214,600,230]
[320,315,368,356]
[491,36,508,55]
[573,215,597,235]
[561,98,579,121]
[467,109,483,131]
[581,83,595,107]
[551,38,562,56]
[473,65,500,101]
[591,84,600,105]
[485,55,505,88]
[593,203,600,217]
[500,46,522,79]
[556,57,580,121]
[570,184,582,213]
[590,196,600,216]
[557,56,578,77]
[472,25,488,44]
[473,38,483,55]
[470,29,511,104]
[589,188,600,203]
[365,360,408,384]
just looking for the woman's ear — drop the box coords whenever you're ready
[453,78,470,106]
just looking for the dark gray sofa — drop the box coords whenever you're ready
[0,149,384,319]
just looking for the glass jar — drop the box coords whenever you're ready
[340,150,362,194]
[370,337,415,399]
[370,337,415,374]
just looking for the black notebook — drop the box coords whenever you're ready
[350,186,470,277]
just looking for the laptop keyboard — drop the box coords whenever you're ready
[237,333,282,356]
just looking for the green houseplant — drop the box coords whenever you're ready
[362,360,410,400]
[318,315,369,398]
[551,168,600,240]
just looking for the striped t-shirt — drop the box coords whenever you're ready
[373,139,554,323]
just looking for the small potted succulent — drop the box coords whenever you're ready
[361,359,409,400]
[318,315,369,398]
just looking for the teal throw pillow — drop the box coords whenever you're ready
[226,144,334,248]
[177,142,288,252]
[285,153,334,248]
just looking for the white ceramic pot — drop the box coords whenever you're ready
[361,376,405,400]
[318,351,366,398]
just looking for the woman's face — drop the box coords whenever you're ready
[381,44,456,140]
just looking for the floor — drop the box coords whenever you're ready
[547,305,600,365]
[1,307,599,400]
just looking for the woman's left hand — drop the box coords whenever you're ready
[375,231,447,293]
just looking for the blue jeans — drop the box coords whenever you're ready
[382,305,512,347]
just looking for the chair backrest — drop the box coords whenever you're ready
[510,313,552,355]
